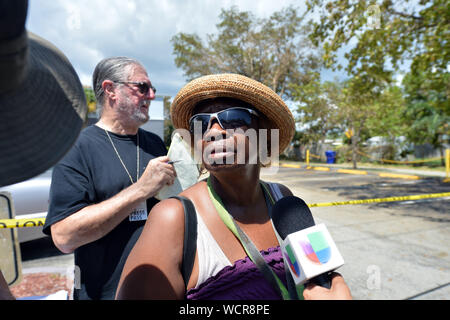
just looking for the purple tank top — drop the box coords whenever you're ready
[186,246,287,300]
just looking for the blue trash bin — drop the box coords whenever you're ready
[325,151,336,164]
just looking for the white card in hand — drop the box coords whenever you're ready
[155,132,200,200]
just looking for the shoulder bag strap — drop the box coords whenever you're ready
[169,196,197,292]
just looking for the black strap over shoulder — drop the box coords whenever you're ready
[170,196,197,292]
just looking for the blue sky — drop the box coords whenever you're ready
[26,0,415,123]
[26,0,329,120]
[27,0,316,97]
[26,1,413,97]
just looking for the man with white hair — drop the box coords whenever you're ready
[43,57,176,300]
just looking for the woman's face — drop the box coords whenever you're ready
[191,98,263,172]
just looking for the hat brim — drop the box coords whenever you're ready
[170,73,295,154]
[0,32,87,187]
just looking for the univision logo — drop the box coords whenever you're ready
[300,231,331,264]
[283,244,300,277]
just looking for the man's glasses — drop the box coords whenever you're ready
[189,107,259,135]
[114,81,156,95]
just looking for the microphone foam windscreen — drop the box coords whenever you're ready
[271,196,316,240]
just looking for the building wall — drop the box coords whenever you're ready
[85,96,166,142]
[140,119,164,141]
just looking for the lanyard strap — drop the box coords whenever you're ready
[261,182,303,300]
[104,129,140,184]
[206,177,291,300]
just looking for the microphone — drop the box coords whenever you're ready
[271,196,344,289]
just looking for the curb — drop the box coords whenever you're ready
[280,163,445,181]
[378,172,420,180]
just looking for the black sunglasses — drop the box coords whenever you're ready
[114,81,156,95]
[189,107,259,135]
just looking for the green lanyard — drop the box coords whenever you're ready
[206,177,291,300]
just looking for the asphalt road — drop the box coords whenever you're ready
[19,166,450,300]
[261,166,450,300]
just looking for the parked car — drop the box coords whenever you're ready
[0,169,52,243]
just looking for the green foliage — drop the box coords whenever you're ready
[163,96,175,147]
[171,6,321,99]
[83,87,95,103]
[402,71,449,150]
[366,85,408,139]
[291,73,341,145]
[305,0,449,81]
[304,0,449,167]
[305,0,449,114]
[83,87,96,114]
[291,72,409,166]
[84,87,94,102]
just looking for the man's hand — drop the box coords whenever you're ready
[303,272,352,300]
[137,156,177,198]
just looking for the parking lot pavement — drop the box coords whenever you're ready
[20,236,74,275]
[12,237,75,299]
[262,167,450,299]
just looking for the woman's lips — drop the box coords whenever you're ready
[204,140,236,163]
[207,140,233,150]
[208,151,235,158]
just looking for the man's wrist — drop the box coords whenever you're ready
[127,180,159,202]
[126,181,147,202]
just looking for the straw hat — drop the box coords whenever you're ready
[171,73,295,153]
[0,0,87,187]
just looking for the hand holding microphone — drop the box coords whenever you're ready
[303,272,352,300]
[271,196,347,295]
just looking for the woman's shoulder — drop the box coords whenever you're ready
[148,180,206,228]
[147,197,186,232]
[179,179,207,199]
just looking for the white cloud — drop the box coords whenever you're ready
[25,0,306,96]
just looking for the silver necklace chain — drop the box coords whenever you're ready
[104,129,139,184]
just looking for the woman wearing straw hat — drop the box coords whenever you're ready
[116,74,351,300]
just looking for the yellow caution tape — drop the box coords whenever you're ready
[308,192,450,208]
[0,218,46,229]
[2,193,449,228]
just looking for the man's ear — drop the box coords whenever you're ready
[102,80,116,100]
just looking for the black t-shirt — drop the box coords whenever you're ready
[43,125,167,300]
